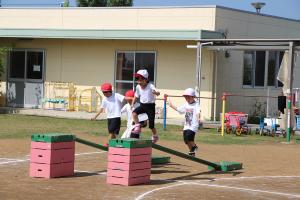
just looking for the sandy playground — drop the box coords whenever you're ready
[0,133,300,200]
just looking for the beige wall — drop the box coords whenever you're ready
[215,8,300,38]
[0,7,216,30]
[0,38,215,119]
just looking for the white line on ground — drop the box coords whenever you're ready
[213,175,300,181]
[0,158,26,161]
[135,176,300,200]
[189,182,300,198]
[74,170,107,175]
[135,183,188,200]
[0,151,106,166]
[0,159,30,165]
[75,152,106,156]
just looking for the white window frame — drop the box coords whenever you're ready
[242,50,283,88]
[114,50,157,92]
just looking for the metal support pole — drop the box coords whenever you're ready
[221,93,226,136]
[163,94,168,131]
[267,87,270,117]
[195,42,213,104]
[286,41,295,143]
[196,41,201,103]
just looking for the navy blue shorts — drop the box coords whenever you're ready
[133,103,155,129]
[183,129,196,144]
[107,117,121,135]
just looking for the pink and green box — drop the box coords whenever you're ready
[107,139,152,186]
[29,133,75,178]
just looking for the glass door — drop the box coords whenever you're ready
[7,50,45,108]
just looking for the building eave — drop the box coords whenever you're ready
[0,28,224,41]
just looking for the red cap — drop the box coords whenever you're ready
[125,90,135,97]
[101,83,112,92]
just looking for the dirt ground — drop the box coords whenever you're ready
[1,133,300,200]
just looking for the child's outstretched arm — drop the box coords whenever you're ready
[131,96,137,107]
[168,99,177,111]
[152,90,160,96]
[91,108,104,120]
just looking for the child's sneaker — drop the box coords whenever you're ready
[191,145,198,152]
[103,143,109,147]
[188,151,195,156]
[130,133,140,139]
[151,135,159,143]
[131,124,141,134]
[188,145,198,156]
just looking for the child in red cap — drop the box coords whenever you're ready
[131,69,160,143]
[91,83,125,145]
[121,90,148,139]
[168,88,200,156]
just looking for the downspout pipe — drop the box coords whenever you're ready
[196,42,213,103]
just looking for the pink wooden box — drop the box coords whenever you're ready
[107,168,151,179]
[107,175,150,186]
[31,141,75,150]
[107,161,151,171]
[108,147,151,156]
[108,154,151,163]
[30,148,75,164]
[29,162,74,178]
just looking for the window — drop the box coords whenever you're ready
[267,51,277,86]
[243,51,283,88]
[26,51,43,80]
[243,52,254,86]
[115,51,156,94]
[10,51,25,79]
[255,51,266,87]
[9,50,44,80]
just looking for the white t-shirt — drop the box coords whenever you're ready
[177,101,200,132]
[101,93,124,119]
[121,103,148,127]
[135,83,157,104]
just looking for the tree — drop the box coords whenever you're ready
[107,0,133,6]
[0,46,11,106]
[0,47,11,79]
[63,0,70,7]
[76,0,107,7]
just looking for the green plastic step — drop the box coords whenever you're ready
[208,161,243,172]
[31,133,75,143]
[109,139,152,148]
[151,156,171,164]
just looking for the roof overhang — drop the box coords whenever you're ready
[195,39,300,51]
[0,28,223,41]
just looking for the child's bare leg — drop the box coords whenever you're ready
[151,127,157,136]
[151,128,159,143]
[187,141,196,151]
[187,141,198,156]
[109,133,116,140]
[132,112,139,124]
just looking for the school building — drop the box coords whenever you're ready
[0,6,299,120]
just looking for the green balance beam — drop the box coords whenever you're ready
[75,137,108,151]
[152,143,221,170]
[75,137,242,171]
[75,137,170,165]
[152,144,243,172]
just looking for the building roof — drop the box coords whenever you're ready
[0,28,223,41]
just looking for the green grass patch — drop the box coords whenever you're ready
[0,114,299,145]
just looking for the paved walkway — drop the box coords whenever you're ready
[0,107,220,127]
